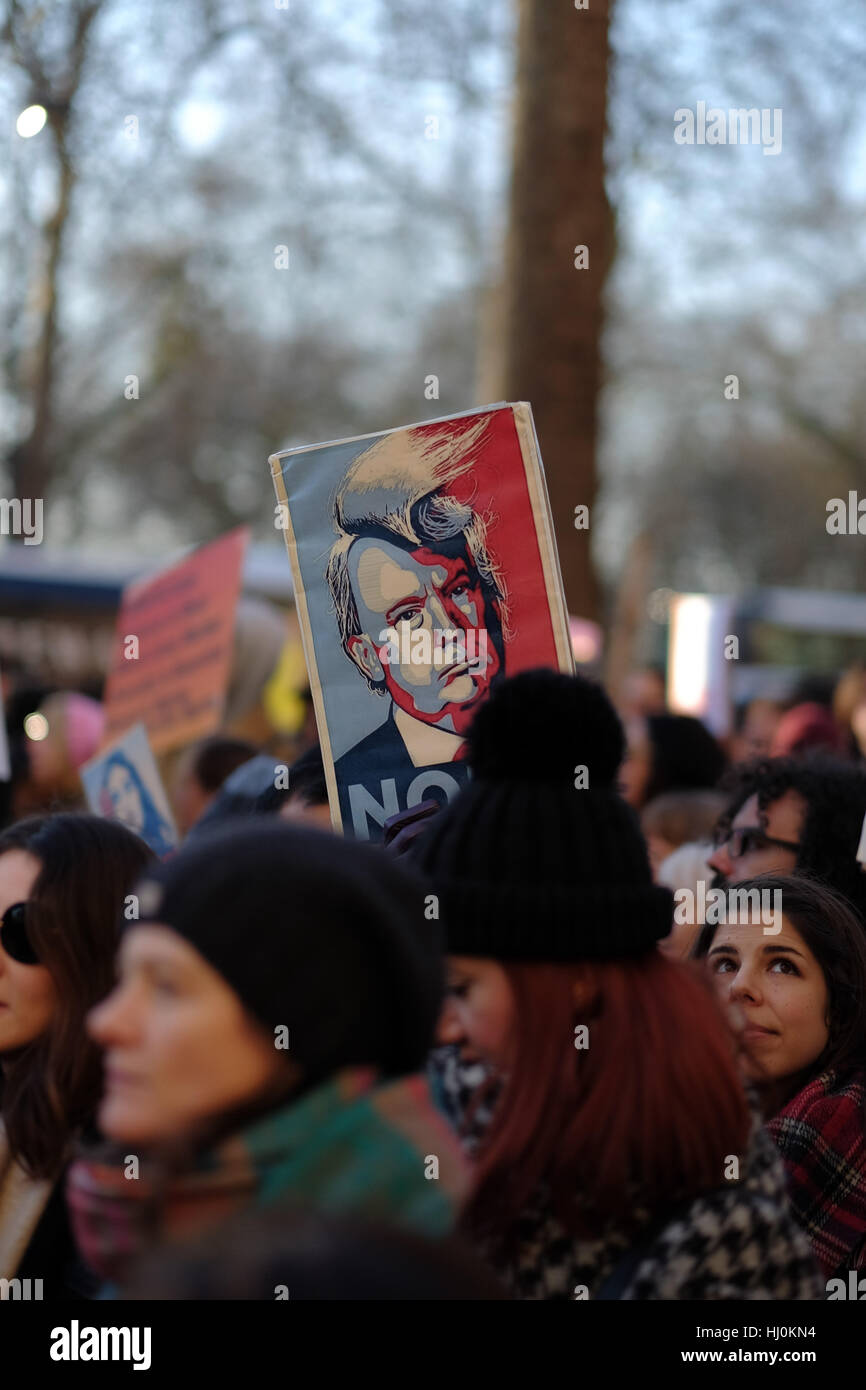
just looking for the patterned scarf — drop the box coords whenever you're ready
[67,1066,469,1285]
[429,1046,823,1300]
[768,1068,866,1278]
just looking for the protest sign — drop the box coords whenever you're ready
[270,403,572,840]
[101,528,248,754]
[81,721,179,856]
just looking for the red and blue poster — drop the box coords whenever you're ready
[270,403,572,840]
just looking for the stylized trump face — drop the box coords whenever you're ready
[345,535,502,732]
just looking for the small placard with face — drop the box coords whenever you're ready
[270,403,572,841]
[81,722,178,857]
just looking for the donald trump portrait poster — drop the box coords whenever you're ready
[270,403,572,840]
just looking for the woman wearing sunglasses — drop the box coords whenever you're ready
[0,814,153,1299]
[696,874,866,1281]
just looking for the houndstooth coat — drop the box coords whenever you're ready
[429,1047,824,1301]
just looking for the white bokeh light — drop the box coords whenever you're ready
[175,100,224,150]
[23,712,50,741]
[16,104,47,138]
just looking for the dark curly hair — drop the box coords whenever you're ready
[713,755,866,926]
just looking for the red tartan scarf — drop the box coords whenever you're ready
[767,1068,866,1278]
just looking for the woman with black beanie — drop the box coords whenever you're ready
[412,670,821,1300]
[66,821,469,1289]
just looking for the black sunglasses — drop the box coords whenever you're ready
[0,902,41,966]
[714,826,800,861]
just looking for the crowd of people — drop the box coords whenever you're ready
[2,657,866,1301]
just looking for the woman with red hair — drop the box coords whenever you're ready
[413,670,822,1299]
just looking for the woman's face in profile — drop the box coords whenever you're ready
[0,849,58,1055]
[436,955,517,1072]
[106,764,145,832]
[618,717,652,808]
[88,925,292,1146]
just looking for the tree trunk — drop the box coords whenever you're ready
[6,1,102,518]
[487,0,613,622]
[10,123,74,509]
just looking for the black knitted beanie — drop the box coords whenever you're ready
[410,669,674,960]
[132,820,441,1084]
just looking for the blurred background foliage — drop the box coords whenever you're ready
[2,0,866,624]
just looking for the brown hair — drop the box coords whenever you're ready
[186,735,259,793]
[641,789,727,849]
[0,814,154,1178]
